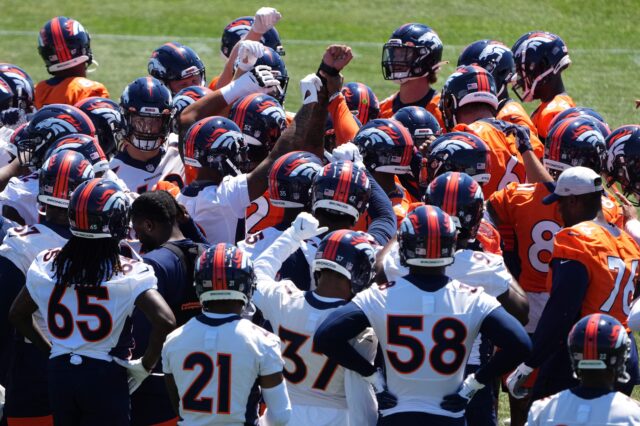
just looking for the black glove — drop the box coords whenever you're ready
[440,373,485,413]
[506,123,533,154]
[364,368,398,411]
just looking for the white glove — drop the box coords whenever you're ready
[114,357,152,394]
[285,212,328,241]
[236,40,265,72]
[331,142,364,168]
[300,73,323,105]
[251,7,282,35]
[506,363,534,399]
[220,65,281,104]
[440,373,485,412]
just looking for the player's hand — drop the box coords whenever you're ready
[613,188,638,222]
[321,45,353,72]
[300,73,323,105]
[0,108,27,127]
[236,40,265,72]
[221,65,280,104]
[331,142,365,168]
[287,212,328,241]
[440,373,485,412]
[364,368,398,411]
[505,123,532,154]
[506,363,533,399]
[251,7,282,35]
[113,357,152,394]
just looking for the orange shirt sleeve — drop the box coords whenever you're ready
[498,100,544,159]
[328,93,360,146]
[378,94,395,119]
[208,75,220,91]
[531,94,576,139]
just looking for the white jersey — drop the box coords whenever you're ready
[352,277,500,418]
[177,175,250,244]
[0,172,39,225]
[0,223,69,275]
[0,128,16,166]
[26,251,156,361]
[383,243,512,365]
[527,389,640,425]
[162,313,284,426]
[109,145,184,194]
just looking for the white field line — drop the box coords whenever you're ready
[0,30,638,54]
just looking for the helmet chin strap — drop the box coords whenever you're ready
[86,59,100,74]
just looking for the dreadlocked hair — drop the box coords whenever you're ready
[131,190,178,224]
[53,236,123,288]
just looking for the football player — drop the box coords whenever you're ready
[35,16,109,108]
[341,81,380,125]
[110,76,185,193]
[314,205,531,424]
[0,63,35,147]
[75,96,127,159]
[9,179,176,426]
[506,167,640,402]
[148,42,206,94]
[439,65,527,198]
[527,314,640,424]
[0,151,94,425]
[379,23,445,127]
[457,40,544,159]
[252,214,378,425]
[547,106,611,135]
[511,31,575,141]
[162,243,291,426]
[1,104,96,225]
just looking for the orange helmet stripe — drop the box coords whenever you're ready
[50,17,72,63]
[212,243,227,291]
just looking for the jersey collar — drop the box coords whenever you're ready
[181,180,218,197]
[114,147,165,172]
[195,313,241,327]
[392,88,435,113]
[40,219,72,239]
[403,273,450,292]
[305,291,347,310]
[570,386,615,400]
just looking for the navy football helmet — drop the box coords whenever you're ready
[544,116,607,177]
[195,243,256,306]
[75,97,126,157]
[220,16,285,58]
[324,114,362,153]
[228,93,287,164]
[311,160,371,223]
[148,42,206,92]
[424,172,484,241]
[120,76,173,151]
[313,230,376,294]
[382,23,443,81]
[440,65,499,131]
[183,116,248,176]
[38,16,93,73]
[606,125,640,202]
[568,313,630,382]
[253,47,288,104]
[548,107,610,137]
[0,78,13,116]
[341,82,380,124]
[15,104,96,168]
[171,85,213,134]
[46,133,109,174]
[426,132,491,184]
[68,178,130,240]
[392,106,442,147]
[353,118,414,174]
[0,63,35,124]
[268,151,323,208]
[398,205,458,267]
[457,40,515,101]
[39,150,95,208]
[511,31,571,102]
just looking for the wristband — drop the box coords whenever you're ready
[318,61,340,76]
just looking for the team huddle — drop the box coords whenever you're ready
[0,6,640,426]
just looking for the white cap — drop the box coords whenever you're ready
[542,166,603,204]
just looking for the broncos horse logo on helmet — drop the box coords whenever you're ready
[382,23,444,82]
[268,151,323,208]
[38,150,95,208]
[220,16,285,58]
[46,133,109,174]
[605,125,640,204]
[353,118,414,175]
[38,16,93,73]
[426,132,492,185]
[341,82,380,125]
[75,97,126,157]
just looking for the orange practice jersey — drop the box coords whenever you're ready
[328,93,360,146]
[355,181,410,231]
[207,75,220,91]
[547,220,640,326]
[245,191,284,235]
[454,120,526,199]
[489,182,624,293]
[530,94,576,140]
[497,99,544,159]
[476,220,503,256]
[35,76,109,109]
[379,89,445,130]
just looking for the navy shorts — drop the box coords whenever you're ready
[130,375,178,426]
[4,340,50,418]
[378,411,466,426]
[464,364,497,426]
[47,354,129,426]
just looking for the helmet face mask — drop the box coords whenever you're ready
[605,125,640,203]
[381,24,443,82]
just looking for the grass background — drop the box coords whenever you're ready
[1,0,638,422]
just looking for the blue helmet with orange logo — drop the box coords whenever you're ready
[39,150,95,208]
[183,116,248,176]
[46,133,109,174]
[606,125,640,201]
[254,47,288,104]
[426,132,491,185]
[382,23,443,82]
[311,160,371,223]
[220,16,285,58]
[398,205,458,267]
[268,151,323,208]
[228,93,287,164]
[68,178,130,239]
[148,42,206,92]
[341,82,380,125]
[548,107,610,137]
[392,106,441,147]
[353,118,414,174]
[170,85,212,134]
[75,97,127,157]
[0,63,35,118]
[194,243,256,306]
[38,16,93,73]
[313,230,376,294]
[424,172,484,241]
[15,104,96,168]
[457,40,515,101]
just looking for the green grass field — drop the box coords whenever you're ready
[1,0,639,422]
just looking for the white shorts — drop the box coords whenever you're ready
[525,291,550,333]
